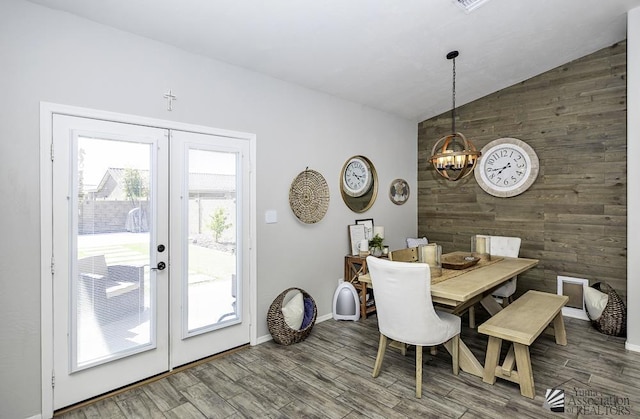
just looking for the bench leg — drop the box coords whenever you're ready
[553,312,567,346]
[514,343,535,398]
[483,336,502,384]
[501,344,516,376]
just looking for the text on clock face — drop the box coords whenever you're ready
[345,161,368,189]
[484,147,528,186]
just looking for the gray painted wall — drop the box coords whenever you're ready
[0,1,417,417]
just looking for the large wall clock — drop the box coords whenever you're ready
[342,156,373,197]
[474,137,539,198]
[340,155,378,213]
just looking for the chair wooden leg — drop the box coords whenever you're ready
[416,345,423,398]
[469,306,476,328]
[451,335,459,376]
[372,334,388,378]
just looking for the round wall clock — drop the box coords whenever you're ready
[474,137,539,198]
[340,155,378,213]
[342,156,374,198]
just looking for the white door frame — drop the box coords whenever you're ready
[40,102,257,418]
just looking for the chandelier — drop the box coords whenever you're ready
[429,51,481,181]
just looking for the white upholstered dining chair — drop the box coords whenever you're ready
[366,256,460,398]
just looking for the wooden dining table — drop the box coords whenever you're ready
[357,251,539,378]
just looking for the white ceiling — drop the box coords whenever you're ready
[26,0,640,121]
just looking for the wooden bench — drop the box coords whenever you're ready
[478,290,569,398]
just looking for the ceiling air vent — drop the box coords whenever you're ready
[454,0,491,12]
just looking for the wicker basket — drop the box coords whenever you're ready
[588,282,627,337]
[267,288,317,345]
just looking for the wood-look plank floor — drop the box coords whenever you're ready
[56,312,639,418]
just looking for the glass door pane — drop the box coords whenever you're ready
[169,129,250,368]
[73,137,154,370]
[186,148,238,333]
[53,114,168,410]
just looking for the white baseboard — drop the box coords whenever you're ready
[256,312,334,345]
[562,309,590,321]
[316,313,333,323]
[26,414,42,419]
[256,333,273,345]
[625,341,640,353]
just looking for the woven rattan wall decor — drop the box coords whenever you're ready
[289,168,330,224]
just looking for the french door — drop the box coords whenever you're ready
[49,114,251,410]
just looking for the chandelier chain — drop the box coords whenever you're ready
[451,56,456,135]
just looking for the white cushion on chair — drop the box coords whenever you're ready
[406,237,428,248]
[492,278,517,298]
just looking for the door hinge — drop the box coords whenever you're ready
[50,143,54,161]
[51,371,55,388]
[51,256,55,275]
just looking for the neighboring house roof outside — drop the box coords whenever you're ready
[189,172,236,194]
[84,168,236,200]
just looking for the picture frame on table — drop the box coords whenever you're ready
[355,218,374,240]
[348,224,366,256]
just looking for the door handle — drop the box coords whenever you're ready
[152,261,166,271]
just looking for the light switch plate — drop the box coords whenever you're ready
[265,210,278,224]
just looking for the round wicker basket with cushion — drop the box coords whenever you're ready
[267,287,317,345]
[588,282,626,337]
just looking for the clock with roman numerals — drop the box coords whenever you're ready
[474,138,539,198]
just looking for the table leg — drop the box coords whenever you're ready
[356,282,367,320]
[443,337,483,378]
[480,294,504,317]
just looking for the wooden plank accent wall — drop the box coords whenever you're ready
[417,42,627,300]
